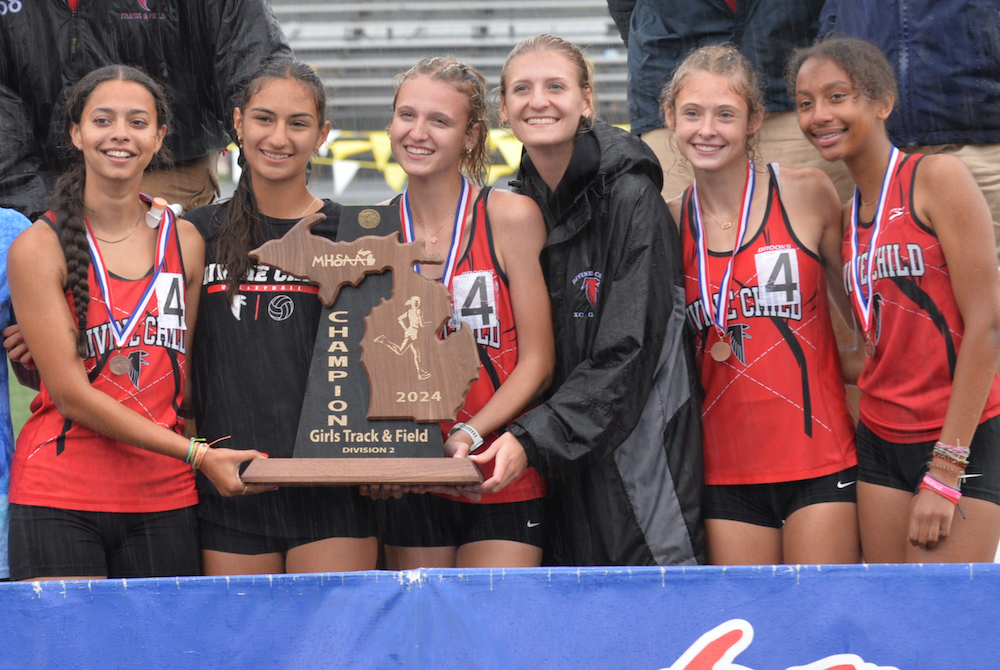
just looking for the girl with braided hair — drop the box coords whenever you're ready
[5,65,261,581]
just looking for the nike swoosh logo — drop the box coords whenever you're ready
[837,480,856,489]
[526,520,540,528]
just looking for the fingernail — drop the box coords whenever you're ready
[261,453,269,458]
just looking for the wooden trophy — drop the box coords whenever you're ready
[240,206,482,486]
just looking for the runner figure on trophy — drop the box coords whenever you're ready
[375,296,433,380]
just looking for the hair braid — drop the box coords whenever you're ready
[54,162,91,358]
[50,63,173,359]
[216,161,265,300]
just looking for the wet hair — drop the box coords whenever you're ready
[660,43,765,162]
[391,56,491,186]
[216,56,327,300]
[785,37,898,107]
[53,64,171,358]
[498,34,598,133]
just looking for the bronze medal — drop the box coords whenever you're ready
[109,354,131,376]
[864,339,876,359]
[710,340,732,362]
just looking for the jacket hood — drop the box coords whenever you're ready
[591,119,664,192]
[515,119,664,245]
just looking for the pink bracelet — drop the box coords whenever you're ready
[920,472,962,505]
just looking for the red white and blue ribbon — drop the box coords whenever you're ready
[401,175,472,288]
[693,160,755,343]
[849,145,901,337]
[85,202,175,349]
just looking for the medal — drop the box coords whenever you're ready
[849,146,901,346]
[693,161,755,364]
[401,176,472,286]
[710,340,732,362]
[85,196,175,350]
[864,339,876,359]
[109,354,131,375]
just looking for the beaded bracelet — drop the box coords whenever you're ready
[928,460,966,477]
[920,472,962,505]
[933,440,970,466]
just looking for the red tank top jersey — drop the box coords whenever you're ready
[842,154,1000,442]
[439,188,546,503]
[10,206,197,513]
[681,165,856,485]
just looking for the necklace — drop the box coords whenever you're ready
[414,212,453,244]
[703,206,739,230]
[297,197,319,219]
[401,177,473,283]
[92,209,143,244]
[860,195,878,206]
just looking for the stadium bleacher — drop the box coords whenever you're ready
[268,0,628,132]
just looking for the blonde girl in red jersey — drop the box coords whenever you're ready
[789,38,1000,562]
[5,66,261,581]
[663,45,860,565]
[376,56,554,569]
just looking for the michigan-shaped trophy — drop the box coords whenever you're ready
[240,206,482,486]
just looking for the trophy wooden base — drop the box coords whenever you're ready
[240,457,483,486]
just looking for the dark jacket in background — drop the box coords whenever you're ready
[609,0,825,135]
[819,0,1000,147]
[510,120,705,566]
[0,0,290,219]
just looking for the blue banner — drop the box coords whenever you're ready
[1,564,995,669]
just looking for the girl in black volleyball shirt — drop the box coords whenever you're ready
[187,57,378,575]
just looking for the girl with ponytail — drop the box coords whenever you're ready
[6,65,260,581]
[377,56,554,569]
[185,57,378,575]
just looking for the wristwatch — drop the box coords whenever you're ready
[449,422,484,454]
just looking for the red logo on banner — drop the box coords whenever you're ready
[662,620,898,670]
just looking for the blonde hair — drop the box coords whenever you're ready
[499,34,598,132]
[660,43,765,161]
[392,55,491,186]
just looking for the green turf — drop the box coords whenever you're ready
[8,360,34,437]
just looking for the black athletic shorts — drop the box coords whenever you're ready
[8,504,199,580]
[703,466,858,528]
[383,493,545,548]
[199,487,378,555]
[856,415,1000,504]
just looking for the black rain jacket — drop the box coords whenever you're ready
[510,120,705,566]
[0,0,289,219]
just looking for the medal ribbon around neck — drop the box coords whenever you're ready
[849,145,901,337]
[693,160,755,346]
[401,175,472,288]
[85,203,175,349]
